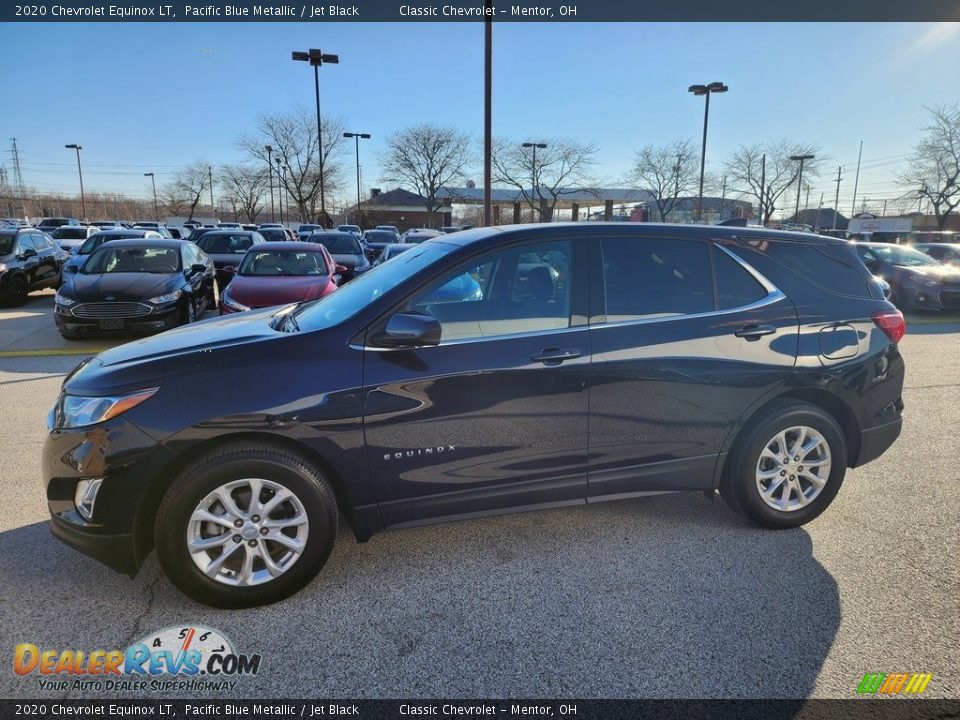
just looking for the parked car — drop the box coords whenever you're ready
[914,242,960,267]
[62,229,164,274]
[853,241,960,311]
[257,227,289,243]
[372,242,413,266]
[307,230,371,282]
[186,227,217,244]
[296,224,323,241]
[337,224,363,240]
[132,221,162,229]
[258,223,283,229]
[241,224,259,231]
[217,222,242,229]
[0,227,67,305]
[50,225,98,253]
[376,224,400,236]
[41,223,905,608]
[54,239,217,338]
[134,223,173,239]
[400,228,444,244]
[361,229,400,260]
[90,221,125,230]
[219,242,340,314]
[37,217,80,233]
[194,230,267,288]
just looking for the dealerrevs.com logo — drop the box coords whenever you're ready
[14,626,261,693]
[856,672,933,696]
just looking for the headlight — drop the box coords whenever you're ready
[56,387,159,429]
[0,263,7,272]
[147,289,182,304]
[74,478,103,522]
[54,290,76,306]
[221,294,250,312]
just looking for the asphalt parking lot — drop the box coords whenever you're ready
[0,296,958,699]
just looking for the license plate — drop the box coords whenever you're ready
[99,318,124,330]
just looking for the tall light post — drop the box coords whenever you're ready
[292,48,338,226]
[275,156,284,225]
[687,81,728,222]
[343,132,371,225]
[144,172,159,222]
[64,144,86,219]
[522,142,546,221]
[790,153,815,222]
[265,145,275,222]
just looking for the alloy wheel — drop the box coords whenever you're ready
[755,426,832,512]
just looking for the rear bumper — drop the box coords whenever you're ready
[853,415,903,467]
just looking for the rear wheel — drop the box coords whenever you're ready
[720,401,847,529]
[154,442,338,608]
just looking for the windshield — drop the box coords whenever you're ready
[338,225,360,233]
[55,228,88,239]
[871,245,940,267]
[276,243,453,332]
[314,235,361,255]
[239,249,328,277]
[82,246,181,274]
[365,231,396,243]
[259,228,287,242]
[80,233,142,254]
[197,233,255,254]
[297,225,321,233]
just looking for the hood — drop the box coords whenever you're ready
[207,252,248,268]
[897,264,960,282]
[64,306,286,395]
[226,275,333,308]
[65,272,179,302]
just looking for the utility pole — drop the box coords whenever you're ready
[882,198,887,217]
[850,140,863,218]
[832,165,842,230]
[759,153,766,226]
[10,138,25,219]
[719,175,726,221]
[815,192,823,232]
[208,166,215,222]
[483,1,492,227]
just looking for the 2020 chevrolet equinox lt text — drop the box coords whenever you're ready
[43,223,905,608]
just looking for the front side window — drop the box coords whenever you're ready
[600,237,713,321]
[17,235,37,254]
[405,240,572,342]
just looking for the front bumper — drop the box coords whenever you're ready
[54,303,180,334]
[902,285,960,311]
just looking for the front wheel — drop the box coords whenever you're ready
[720,401,847,529]
[180,295,197,325]
[154,442,338,608]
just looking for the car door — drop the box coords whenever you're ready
[30,232,60,284]
[586,234,799,499]
[362,237,591,528]
[15,235,42,288]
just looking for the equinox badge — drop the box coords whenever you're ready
[384,445,456,462]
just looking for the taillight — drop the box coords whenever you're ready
[872,309,906,344]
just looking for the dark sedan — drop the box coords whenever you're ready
[54,239,217,338]
[219,242,340,314]
[854,242,960,311]
[914,242,960,267]
[63,228,164,274]
[194,230,267,287]
[362,229,400,260]
[307,230,371,282]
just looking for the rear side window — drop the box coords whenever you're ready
[713,247,767,309]
[600,237,713,320]
[761,240,873,298]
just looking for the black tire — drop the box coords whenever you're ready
[6,275,28,307]
[154,442,338,608]
[720,401,847,529]
[180,295,197,325]
[59,330,82,340]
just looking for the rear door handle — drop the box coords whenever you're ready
[735,324,777,340]
[531,347,581,364]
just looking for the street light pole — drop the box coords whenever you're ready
[64,144,86,219]
[208,166,215,223]
[265,145,275,222]
[343,132,371,226]
[790,153,815,222]
[688,81,727,222]
[522,142,547,222]
[483,3,492,227]
[144,172,158,222]
[293,49,339,226]
[275,157,284,225]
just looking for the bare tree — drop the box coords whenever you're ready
[158,160,211,221]
[239,107,345,226]
[219,163,268,223]
[899,103,960,230]
[379,124,471,227]
[629,140,698,221]
[724,141,822,225]
[492,138,598,222]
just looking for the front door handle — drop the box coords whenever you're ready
[735,324,777,340]
[531,348,581,364]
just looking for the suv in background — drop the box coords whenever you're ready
[50,225,98,253]
[0,226,67,304]
[42,223,905,608]
[37,217,81,233]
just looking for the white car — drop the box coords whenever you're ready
[49,225,98,253]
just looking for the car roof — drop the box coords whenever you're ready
[91,239,186,249]
[91,229,153,236]
[247,242,326,252]
[201,229,258,235]
[310,231,357,239]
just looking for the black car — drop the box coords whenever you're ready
[308,230,371,282]
[43,223,905,608]
[296,224,323,241]
[54,239,217,338]
[62,228,164,274]
[37,217,81,233]
[194,230,267,287]
[362,229,400,260]
[258,227,289,243]
[0,227,67,305]
[914,242,960,267]
[853,241,960,311]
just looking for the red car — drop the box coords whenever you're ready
[219,242,341,314]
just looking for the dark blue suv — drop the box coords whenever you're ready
[43,223,905,607]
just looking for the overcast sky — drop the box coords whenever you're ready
[3,21,959,213]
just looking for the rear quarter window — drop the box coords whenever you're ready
[742,239,875,299]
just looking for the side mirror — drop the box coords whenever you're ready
[190,263,207,274]
[21,248,37,259]
[335,263,347,273]
[221,265,237,275]
[371,312,441,348]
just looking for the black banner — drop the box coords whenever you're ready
[4,0,960,22]
[2,700,959,720]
